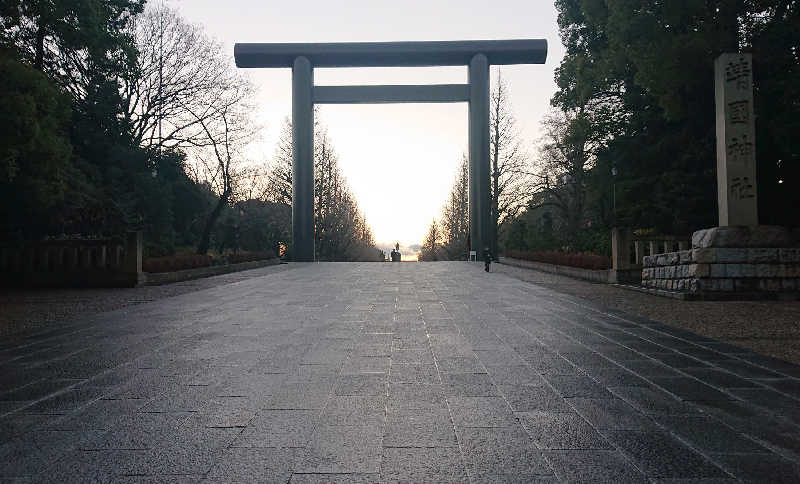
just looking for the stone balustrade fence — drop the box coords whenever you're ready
[611,228,691,283]
[0,232,142,287]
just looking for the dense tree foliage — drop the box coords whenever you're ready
[0,0,145,96]
[504,0,799,257]
[0,50,72,238]
[552,0,799,232]
[0,1,238,255]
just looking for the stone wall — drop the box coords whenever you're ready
[642,247,800,296]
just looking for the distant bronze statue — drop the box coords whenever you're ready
[389,242,401,262]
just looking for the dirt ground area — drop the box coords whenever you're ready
[493,262,800,365]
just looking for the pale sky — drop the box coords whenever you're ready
[169,0,564,247]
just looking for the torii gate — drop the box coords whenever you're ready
[234,39,547,261]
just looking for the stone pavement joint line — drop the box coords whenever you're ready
[1,262,800,482]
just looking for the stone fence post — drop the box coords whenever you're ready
[612,228,632,271]
[121,231,143,287]
[610,228,634,284]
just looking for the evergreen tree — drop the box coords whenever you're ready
[0,50,73,240]
[420,219,443,261]
[265,116,381,261]
[439,155,470,260]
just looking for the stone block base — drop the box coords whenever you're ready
[642,226,800,300]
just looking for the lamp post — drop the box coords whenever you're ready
[611,166,618,225]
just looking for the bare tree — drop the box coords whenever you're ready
[489,69,530,256]
[190,78,256,254]
[238,162,272,202]
[529,109,600,242]
[123,3,251,152]
[120,3,258,254]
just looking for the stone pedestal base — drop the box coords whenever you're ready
[642,226,800,300]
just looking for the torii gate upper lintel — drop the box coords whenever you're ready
[233,39,548,261]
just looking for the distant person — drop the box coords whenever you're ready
[484,247,491,272]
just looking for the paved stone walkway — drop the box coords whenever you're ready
[0,264,293,338]
[2,262,800,482]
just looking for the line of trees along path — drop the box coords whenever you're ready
[422,73,532,262]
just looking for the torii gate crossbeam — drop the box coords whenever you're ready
[234,39,547,261]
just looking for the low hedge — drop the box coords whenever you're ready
[228,251,276,264]
[143,251,277,273]
[143,254,213,273]
[505,250,611,271]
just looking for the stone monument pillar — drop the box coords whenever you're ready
[122,231,143,287]
[639,53,799,299]
[715,53,758,226]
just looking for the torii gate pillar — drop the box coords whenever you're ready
[469,53,490,258]
[235,40,547,261]
[292,56,314,261]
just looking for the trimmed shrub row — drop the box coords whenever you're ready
[143,254,213,273]
[228,251,276,264]
[143,251,277,273]
[506,250,611,271]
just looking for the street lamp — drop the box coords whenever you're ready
[611,166,618,225]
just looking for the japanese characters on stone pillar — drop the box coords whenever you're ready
[715,53,758,226]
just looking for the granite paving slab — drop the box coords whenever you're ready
[544,450,646,482]
[1,262,799,481]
